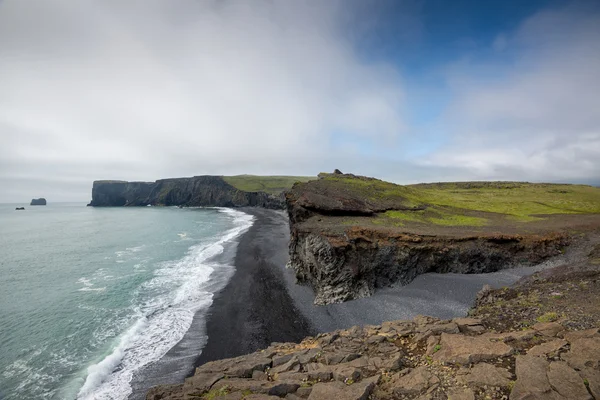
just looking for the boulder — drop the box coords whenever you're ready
[392,366,439,396]
[458,362,512,387]
[308,375,379,400]
[433,333,513,364]
[527,339,568,357]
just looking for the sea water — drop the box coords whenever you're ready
[0,203,253,399]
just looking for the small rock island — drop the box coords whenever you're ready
[30,198,47,206]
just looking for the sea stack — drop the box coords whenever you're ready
[30,198,47,206]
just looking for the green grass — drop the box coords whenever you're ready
[223,175,315,195]
[317,175,600,226]
[536,312,559,323]
[408,182,600,220]
[383,209,488,227]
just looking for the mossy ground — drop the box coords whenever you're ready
[224,175,315,195]
[319,174,600,227]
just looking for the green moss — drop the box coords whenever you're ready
[536,312,559,323]
[223,175,315,195]
[382,208,487,227]
[202,386,230,399]
[432,344,442,353]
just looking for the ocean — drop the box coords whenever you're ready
[0,203,253,400]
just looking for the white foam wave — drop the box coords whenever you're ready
[77,208,254,400]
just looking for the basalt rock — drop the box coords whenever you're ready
[30,198,46,205]
[87,176,283,208]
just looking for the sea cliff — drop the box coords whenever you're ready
[286,172,600,304]
[88,176,284,208]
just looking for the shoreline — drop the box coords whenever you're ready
[137,207,578,398]
[191,208,315,368]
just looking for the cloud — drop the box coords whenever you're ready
[0,0,406,201]
[422,4,600,183]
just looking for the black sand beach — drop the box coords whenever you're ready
[130,207,571,399]
[192,208,315,365]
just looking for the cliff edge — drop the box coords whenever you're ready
[286,172,600,304]
[87,176,308,209]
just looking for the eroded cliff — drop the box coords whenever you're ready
[286,172,600,304]
[88,176,284,208]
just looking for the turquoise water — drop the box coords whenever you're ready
[0,203,253,399]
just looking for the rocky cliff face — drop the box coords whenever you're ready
[286,173,571,305]
[30,198,46,205]
[88,176,283,208]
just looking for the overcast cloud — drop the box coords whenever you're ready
[423,4,600,182]
[0,0,598,202]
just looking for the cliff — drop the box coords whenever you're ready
[30,198,46,205]
[286,172,600,304]
[88,176,285,208]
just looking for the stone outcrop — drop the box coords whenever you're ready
[87,176,283,208]
[286,173,570,305]
[30,198,46,205]
[146,314,600,400]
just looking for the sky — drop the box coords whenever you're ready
[1,0,599,202]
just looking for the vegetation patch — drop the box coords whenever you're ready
[224,175,315,195]
[408,182,600,220]
[381,208,488,227]
[317,174,600,226]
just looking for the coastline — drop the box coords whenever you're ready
[192,208,315,366]
[136,207,576,399]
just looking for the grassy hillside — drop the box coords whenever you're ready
[317,174,600,227]
[223,175,315,195]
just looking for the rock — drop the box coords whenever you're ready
[183,372,224,395]
[433,333,513,364]
[332,366,361,382]
[146,383,184,400]
[511,355,562,400]
[366,335,386,344]
[562,328,600,343]
[460,362,512,387]
[30,198,46,205]
[447,387,475,400]
[268,382,301,397]
[527,339,568,357]
[253,370,269,380]
[453,318,485,334]
[297,348,321,365]
[333,169,343,175]
[546,361,592,400]
[271,357,300,375]
[197,355,272,378]
[392,366,439,396]
[533,322,564,337]
[578,368,600,399]
[273,354,294,367]
[15,207,25,210]
[562,337,600,370]
[324,353,345,365]
[306,363,333,381]
[308,375,379,400]
[481,329,535,342]
[295,386,313,398]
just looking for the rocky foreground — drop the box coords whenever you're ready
[147,241,600,400]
